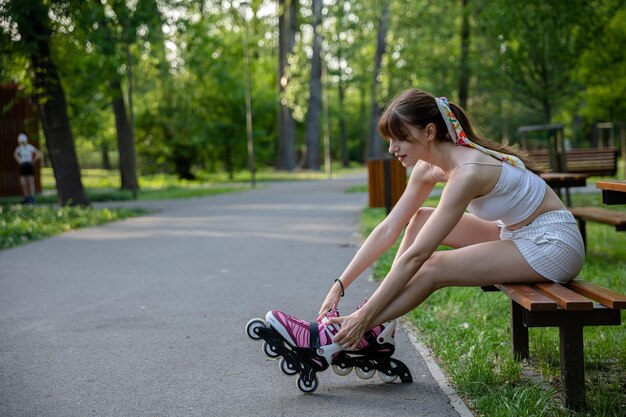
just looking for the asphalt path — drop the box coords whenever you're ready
[0,175,462,417]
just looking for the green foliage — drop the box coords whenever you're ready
[0,205,146,250]
[2,0,625,179]
[477,0,606,122]
[575,7,626,123]
[387,0,460,98]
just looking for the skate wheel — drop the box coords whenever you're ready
[263,341,280,358]
[332,363,353,376]
[245,318,266,340]
[297,375,319,394]
[378,371,399,383]
[280,358,298,375]
[355,366,376,380]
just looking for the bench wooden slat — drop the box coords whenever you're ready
[569,207,626,227]
[497,284,558,311]
[566,281,626,309]
[596,180,626,192]
[528,148,617,176]
[535,283,593,310]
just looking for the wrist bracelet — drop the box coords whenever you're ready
[334,279,345,297]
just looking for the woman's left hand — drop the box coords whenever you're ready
[326,312,369,351]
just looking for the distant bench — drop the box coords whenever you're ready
[529,148,623,237]
[482,281,626,411]
[569,207,626,248]
[529,147,618,177]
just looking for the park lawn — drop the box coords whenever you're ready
[0,205,147,250]
[362,193,625,417]
[15,166,365,204]
[39,165,366,190]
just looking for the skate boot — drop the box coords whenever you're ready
[246,308,413,393]
[246,310,343,393]
[317,307,340,323]
[330,319,412,383]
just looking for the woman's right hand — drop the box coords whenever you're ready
[318,281,343,319]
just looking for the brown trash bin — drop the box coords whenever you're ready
[367,158,407,214]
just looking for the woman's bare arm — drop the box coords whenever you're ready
[318,162,436,315]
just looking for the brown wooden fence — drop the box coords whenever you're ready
[0,83,41,197]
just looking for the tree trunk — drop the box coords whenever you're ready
[22,1,89,206]
[338,78,349,168]
[224,139,234,181]
[458,0,470,109]
[543,99,552,124]
[101,142,111,169]
[336,0,349,168]
[368,1,390,159]
[124,42,138,195]
[359,84,367,163]
[275,0,297,170]
[304,0,323,170]
[110,78,138,193]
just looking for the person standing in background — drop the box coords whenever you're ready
[13,133,42,204]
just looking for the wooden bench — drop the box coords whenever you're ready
[482,280,626,411]
[569,207,626,248]
[529,147,619,176]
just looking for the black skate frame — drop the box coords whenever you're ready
[252,322,413,391]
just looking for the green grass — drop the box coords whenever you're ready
[361,194,626,417]
[0,186,245,206]
[39,165,366,190]
[17,166,365,204]
[0,205,147,250]
[27,168,252,204]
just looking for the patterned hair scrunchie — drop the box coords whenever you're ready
[435,97,525,169]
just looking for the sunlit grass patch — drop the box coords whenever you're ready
[0,205,148,250]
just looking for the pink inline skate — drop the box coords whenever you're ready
[245,307,412,393]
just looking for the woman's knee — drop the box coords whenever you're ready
[418,253,448,291]
[404,263,432,289]
[406,207,435,235]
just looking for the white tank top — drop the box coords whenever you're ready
[15,144,38,163]
[465,162,546,226]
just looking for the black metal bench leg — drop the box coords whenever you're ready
[560,324,586,411]
[511,301,529,360]
[576,217,587,251]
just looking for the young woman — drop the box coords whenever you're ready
[319,88,584,350]
[13,133,42,204]
[254,89,584,389]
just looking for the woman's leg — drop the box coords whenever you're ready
[374,239,546,326]
[26,175,36,197]
[393,207,500,264]
[19,176,28,197]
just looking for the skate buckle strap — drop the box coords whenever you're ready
[309,322,320,349]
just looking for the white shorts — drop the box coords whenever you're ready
[499,210,585,284]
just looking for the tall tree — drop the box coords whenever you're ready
[275,0,298,170]
[458,0,470,109]
[336,32,349,167]
[85,0,141,193]
[324,0,372,166]
[1,0,89,206]
[304,0,323,170]
[368,0,390,159]
[479,0,601,123]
